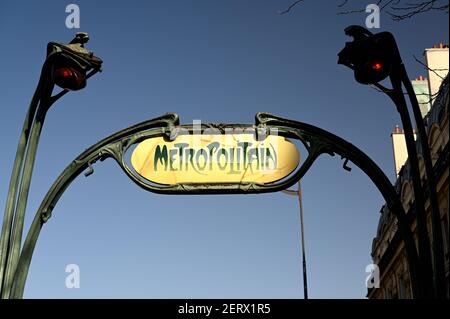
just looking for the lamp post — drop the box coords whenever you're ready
[400,64,446,299]
[338,25,445,298]
[282,181,308,299]
[0,32,102,298]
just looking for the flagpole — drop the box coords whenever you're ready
[282,181,308,299]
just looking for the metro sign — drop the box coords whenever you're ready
[131,133,300,185]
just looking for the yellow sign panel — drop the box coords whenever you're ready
[131,134,300,185]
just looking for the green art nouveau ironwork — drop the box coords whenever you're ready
[1,31,427,300]
[6,112,422,298]
[339,25,445,298]
[0,33,102,299]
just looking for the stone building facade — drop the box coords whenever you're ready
[368,75,449,299]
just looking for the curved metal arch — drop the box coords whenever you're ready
[10,113,421,298]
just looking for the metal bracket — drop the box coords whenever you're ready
[342,157,352,172]
[84,162,94,177]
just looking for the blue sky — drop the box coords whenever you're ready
[0,1,448,298]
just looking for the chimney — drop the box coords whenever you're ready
[424,43,450,104]
[391,126,417,178]
[411,75,431,117]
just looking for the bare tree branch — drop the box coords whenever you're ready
[369,81,445,107]
[279,0,449,20]
[278,0,306,15]
[413,55,448,81]
[337,0,390,16]
[337,0,349,8]
[388,0,449,21]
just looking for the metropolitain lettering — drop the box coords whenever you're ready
[153,141,277,175]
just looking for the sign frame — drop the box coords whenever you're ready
[10,112,417,299]
[99,113,318,195]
